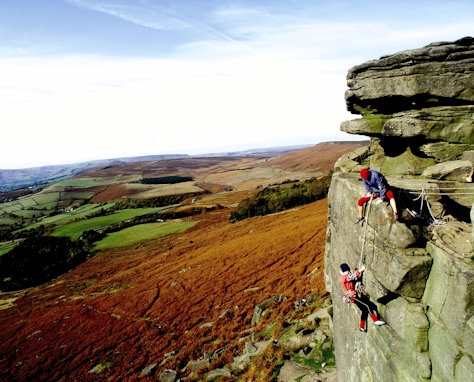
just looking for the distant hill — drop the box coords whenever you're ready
[0,154,189,192]
[196,144,314,157]
[255,140,369,173]
[0,144,342,193]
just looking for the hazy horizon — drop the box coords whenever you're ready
[1,137,368,170]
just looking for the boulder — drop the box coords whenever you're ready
[251,295,287,324]
[206,368,231,380]
[185,359,209,375]
[231,340,271,370]
[383,106,474,143]
[341,117,389,136]
[342,106,474,145]
[345,37,474,115]
[140,363,157,377]
[421,142,474,162]
[306,305,333,323]
[277,360,315,382]
[376,146,436,176]
[159,369,178,382]
[199,321,214,329]
[421,160,473,182]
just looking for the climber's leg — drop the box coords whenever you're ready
[356,196,370,223]
[386,190,398,219]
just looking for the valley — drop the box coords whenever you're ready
[0,141,365,381]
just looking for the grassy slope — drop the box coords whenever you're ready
[94,221,198,250]
[51,207,161,240]
[0,199,328,381]
[0,242,18,257]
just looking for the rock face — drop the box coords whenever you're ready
[325,37,473,382]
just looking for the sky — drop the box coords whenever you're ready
[0,1,473,169]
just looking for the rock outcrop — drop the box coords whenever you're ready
[325,37,473,382]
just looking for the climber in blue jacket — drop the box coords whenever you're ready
[355,168,399,223]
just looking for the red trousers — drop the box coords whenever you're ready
[358,190,394,206]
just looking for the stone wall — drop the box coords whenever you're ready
[324,37,473,382]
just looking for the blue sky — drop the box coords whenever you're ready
[1,0,473,169]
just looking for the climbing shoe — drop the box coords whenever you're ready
[354,217,364,224]
[374,320,386,326]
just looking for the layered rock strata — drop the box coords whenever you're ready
[325,37,473,382]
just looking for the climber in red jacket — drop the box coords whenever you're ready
[339,263,385,332]
[355,168,399,224]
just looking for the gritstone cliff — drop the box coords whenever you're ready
[324,37,473,382]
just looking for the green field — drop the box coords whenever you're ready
[0,189,108,229]
[52,207,167,240]
[0,217,17,226]
[1,192,60,216]
[18,198,38,208]
[60,191,94,200]
[0,242,18,256]
[94,221,198,250]
[56,179,112,187]
[20,203,116,230]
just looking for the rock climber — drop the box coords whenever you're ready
[339,263,385,332]
[355,168,399,224]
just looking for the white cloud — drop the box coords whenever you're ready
[2,1,472,168]
[66,0,190,30]
[0,54,353,168]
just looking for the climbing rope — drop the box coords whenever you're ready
[359,195,373,268]
[407,186,474,226]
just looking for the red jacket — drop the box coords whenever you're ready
[339,270,361,302]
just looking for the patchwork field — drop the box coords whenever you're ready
[1,142,365,232]
[17,203,116,231]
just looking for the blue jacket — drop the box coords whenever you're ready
[363,170,390,200]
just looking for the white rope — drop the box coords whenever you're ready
[410,192,474,196]
[407,187,474,190]
[359,195,373,267]
[426,197,446,226]
[411,188,446,226]
[412,191,474,196]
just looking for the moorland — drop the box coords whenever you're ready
[0,141,365,381]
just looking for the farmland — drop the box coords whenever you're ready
[23,202,116,229]
[51,207,166,240]
[0,141,368,380]
[94,221,199,250]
